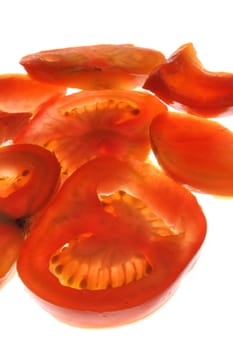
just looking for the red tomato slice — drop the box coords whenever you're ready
[0,112,31,145]
[144,42,233,117]
[0,220,24,288]
[17,157,206,328]
[20,44,165,90]
[16,90,167,178]
[0,144,60,219]
[150,111,233,196]
[0,74,65,113]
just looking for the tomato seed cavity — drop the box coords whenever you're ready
[49,233,152,291]
[62,99,140,125]
[99,191,179,237]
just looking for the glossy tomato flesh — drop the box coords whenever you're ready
[0,144,60,219]
[150,111,233,196]
[20,44,165,90]
[0,112,31,145]
[17,157,207,328]
[144,42,233,117]
[0,220,24,288]
[16,90,167,178]
[0,74,65,113]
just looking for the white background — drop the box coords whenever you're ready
[0,1,233,349]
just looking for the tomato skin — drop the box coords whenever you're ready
[150,111,233,196]
[0,144,60,219]
[17,157,206,328]
[20,44,165,90]
[0,74,65,113]
[0,221,24,288]
[143,42,233,117]
[26,279,181,328]
[16,90,167,177]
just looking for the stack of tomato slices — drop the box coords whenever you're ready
[0,43,232,328]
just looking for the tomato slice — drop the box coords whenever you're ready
[17,156,206,328]
[0,220,24,288]
[143,42,233,117]
[0,112,31,145]
[0,74,65,113]
[20,44,165,90]
[150,111,233,196]
[0,144,60,219]
[16,90,167,178]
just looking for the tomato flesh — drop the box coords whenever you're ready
[0,221,24,288]
[0,144,60,219]
[16,90,167,178]
[150,111,233,196]
[0,112,31,145]
[144,42,233,117]
[17,157,206,327]
[20,44,165,90]
[0,74,65,113]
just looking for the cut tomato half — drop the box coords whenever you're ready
[17,157,206,328]
[150,111,233,196]
[20,44,165,90]
[144,42,233,117]
[0,144,60,219]
[16,90,167,178]
[0,220,24,288]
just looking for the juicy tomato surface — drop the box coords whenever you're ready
[0,144,60,219]
[0,220,24,288]
[143,42,233,117]
[0,112,31,144]
[20,44,165,90]
[17,157,207,328]
[16,90,167,178]
[150,111,233,196]
[0,74,65,113]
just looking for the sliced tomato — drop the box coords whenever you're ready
[16,90,167,178]
[150,111,233,196]
[17,156,206,328]
[20,44,165,90]
[0,220,24,288]
[0,74,65,113]
[0,112,31,145]
[0,144,60,219]
[143,42,233,117]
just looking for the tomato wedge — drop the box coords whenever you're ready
[150,111,233,196]
[0,74,65,113]
[20,44,165,90]
[143,42,233,117]
[16,90,167,178]
[0,144,60,219]
[0,220,24,288]
[17,156,206,328]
